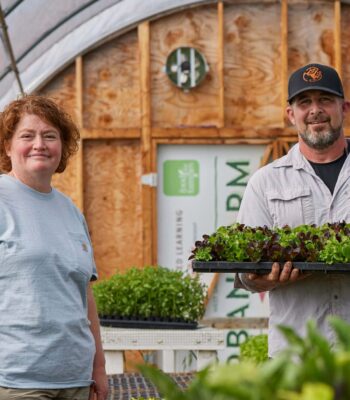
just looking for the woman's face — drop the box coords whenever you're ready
[6,113,62,180]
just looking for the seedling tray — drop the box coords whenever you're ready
[100,317,198,329]
[192,261,350,274]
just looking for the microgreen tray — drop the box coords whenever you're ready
[192,261,350,274]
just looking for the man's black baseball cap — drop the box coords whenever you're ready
[288,63,344,103]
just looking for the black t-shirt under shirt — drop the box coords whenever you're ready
[308,142,350,194]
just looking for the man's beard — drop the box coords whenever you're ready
[299,122,342,150]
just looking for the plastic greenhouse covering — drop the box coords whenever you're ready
[0,0,207,110]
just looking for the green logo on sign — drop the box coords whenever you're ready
[163,160,199,196]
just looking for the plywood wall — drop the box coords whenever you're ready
[288,2,335,70]
[83,139,142,277]
[151,6,220,127]
[224,2,282,128]
[36,0,350,277]
[83,31,141,129]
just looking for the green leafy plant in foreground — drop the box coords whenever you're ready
[191,221,350,264]
[139,317,350,400]
[92,266,207,322]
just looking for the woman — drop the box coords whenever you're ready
[0,95,109,400]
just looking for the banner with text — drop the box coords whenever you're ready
[157,144,269,362]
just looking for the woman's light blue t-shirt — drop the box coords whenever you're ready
[0,174,97,388]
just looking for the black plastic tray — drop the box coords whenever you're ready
[192,261,350,274]
[100,318,198,329]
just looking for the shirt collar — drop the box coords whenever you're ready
[273,143,310,170]
[273,139,350,172]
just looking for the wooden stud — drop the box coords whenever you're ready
[75,145,84,212]
[206,273,220,306]
[280,0,288,124]
[218,1,225,128]
[201,317,268,330]
[334,0,342,75]
[80,128,141,140]
[208,0,223,301]
[258,138,296,167]
[224,0,279,4]
[260,144,274,167]
[75,56,83,127]
[151,139,159,265]
[272,140,279,160]
[154,137,276,146]
[139,21,153,266]
[281,140,292,155]
[75,56,84,211]
[152,126,297,139]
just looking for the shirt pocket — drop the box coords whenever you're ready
[68,232,94,278]
[267,187,314,227]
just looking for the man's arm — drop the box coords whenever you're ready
[87,285,109,400]
[236,170,274,228]
[235,171,308,292]
[234,171,274,291]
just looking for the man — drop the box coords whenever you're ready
[235,63,350,357]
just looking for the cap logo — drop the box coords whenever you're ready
[303,67,322,82]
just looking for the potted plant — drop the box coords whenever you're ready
[92,266,207,329]
[139,316,350,399]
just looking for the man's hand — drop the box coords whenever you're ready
[240,261,310,292]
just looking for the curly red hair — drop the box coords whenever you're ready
[0,95,80,173]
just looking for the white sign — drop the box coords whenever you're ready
[157,144,269,362]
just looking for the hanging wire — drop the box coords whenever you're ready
[0,1,24,96]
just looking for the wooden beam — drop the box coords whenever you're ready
[200,317,268,330]
[280,0,334,4]
[218,1,225,128]
[139,21,153,266]
[152,126,297,139]
[206,272,220,306]
[75,56,84,212]
[224,0,279,4]
[80,128,141,139]
[260,144,274,167]
[151,139,158,265]
[75,56,83,127]
[334,0,342,76]
[281,140,293,154]
[272,140,279,160]
[280,0,288,124]
[154,137,282,145]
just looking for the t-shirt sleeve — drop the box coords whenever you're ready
[81,215,98,281]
